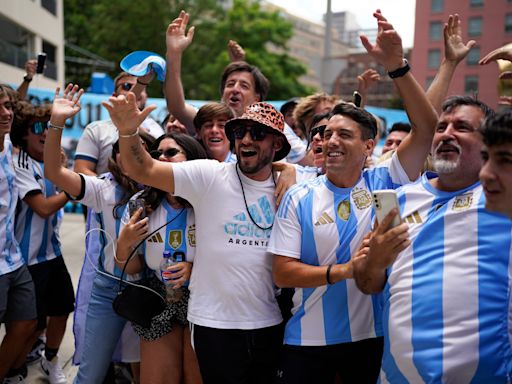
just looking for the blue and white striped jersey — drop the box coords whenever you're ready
[224,151,237,163]
[0,140,23,275]
[120,193,195,282]
[269,153,411,346]
[380,172,512,383]
[78,173,141,281]
[14,150,62,265]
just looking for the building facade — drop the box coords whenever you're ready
[0,0,64,89]
[412,0,512,109]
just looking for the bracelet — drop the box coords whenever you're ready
[118,128,139,138]
[388,59,410,79]
[326,264,333,285]
[48,123,64,131]
[136,79,149,86]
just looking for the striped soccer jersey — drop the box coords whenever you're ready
[78,173,141,281]
[380,172,512,383]
[0,140,23,275]
[268,153,411,346]
[121,194,195,282]
[14,150,62,265]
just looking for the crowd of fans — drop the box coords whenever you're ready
[1,8,512,384]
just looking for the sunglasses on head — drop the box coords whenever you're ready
[118,82,135,92]
[232,124,273,141]
[30,121,48,135]
[310,125,326,140]
[150,147,185,159]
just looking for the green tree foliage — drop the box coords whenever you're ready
[64,0,314,99]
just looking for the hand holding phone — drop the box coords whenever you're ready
[372,190,401,228]
[128,198,146,221]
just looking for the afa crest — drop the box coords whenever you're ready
[187,225,196,247]
[168,230,183,250]
[452,192,473,211]
[351,188,372,210]
[337,200,351,221]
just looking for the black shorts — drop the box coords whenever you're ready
[275,337,384,384]
[0,265,37,323]
[28,257,75,330]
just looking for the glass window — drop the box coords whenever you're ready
[432,0,444,12]
[468,17,482,36]
[506,14,512,33]
[41,0,57,15]
[470,0,484,6]
[429,21,443,41]
[0,16,34,69]
[464,75,479,94]
[428,49,441,69]
[42,40,57,79]
[467,46,480,65]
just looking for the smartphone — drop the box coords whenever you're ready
[372,190,401,228]
[352,91,362,108]
[128,198,146,221]
[36,53,47,74]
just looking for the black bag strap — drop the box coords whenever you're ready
[117,208,185,292]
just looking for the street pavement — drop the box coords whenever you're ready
[0,213,85,383]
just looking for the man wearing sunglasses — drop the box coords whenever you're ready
[269,11,438,383]
[9,102,74,384]
[104,95,290,383]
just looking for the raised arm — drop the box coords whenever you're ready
[357,68,380,108]
[427,14,475,114]
[361,10,438,180]
[164,10,197,135]
[44,84,84,198]
[17,59,37,100]
[102,93,174,192]
[479,43,512,65]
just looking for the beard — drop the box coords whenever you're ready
[432,140,462,174]
[237,149,274,175]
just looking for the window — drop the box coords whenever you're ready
[42,40,57,79]
[431,0,444,12]
[428,49,441,69]
[429,21,443,41]
[41,0,57,15]
[470,0,484,6]
[506,14,512,33]
[464,75,479,94]
[467,46,480,65]
[0,16,34,69]
[468,17,483,36]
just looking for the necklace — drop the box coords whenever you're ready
[235,164,276,231]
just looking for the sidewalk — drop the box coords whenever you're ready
[1,213,86,383]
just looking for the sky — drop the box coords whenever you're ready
[266,0,417,48]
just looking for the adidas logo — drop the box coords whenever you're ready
[314,212,334,226]
[404,210,422,224]
[147,232,164,243]
[224,197,274,238]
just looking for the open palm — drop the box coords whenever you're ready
[52,84,83,122]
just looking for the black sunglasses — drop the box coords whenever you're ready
[232,124,274,141]
[150,148,185,159]
[118,82,134,91]
[310,125,326,140]
[30,121,48,135]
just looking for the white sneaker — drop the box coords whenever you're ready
[40,356,67,384]
[2,374,25,383]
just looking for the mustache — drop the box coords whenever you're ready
[434,140,462,154]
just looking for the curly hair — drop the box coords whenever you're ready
[10,100,52,149]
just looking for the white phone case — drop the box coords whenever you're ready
[372,189,401,228]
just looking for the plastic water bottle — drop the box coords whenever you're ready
[160,251,178,303]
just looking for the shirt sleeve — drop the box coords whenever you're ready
[283,123,307,164]
[74,122,101,163]
[13,152,42,200]
[78,174,109,212]
[172,159,221,207]
[366,151,412,190]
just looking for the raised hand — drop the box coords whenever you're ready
[166,10,195,55]
[228,40,246,62]
[25,59,37,80]
[102,93,156,135]
[51,83,84,126]
[360,10,404,72]
[444,14,475,64]
[357,69,380,93]
[479,43,512,65]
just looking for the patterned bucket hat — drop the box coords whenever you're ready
[225,102,291,161]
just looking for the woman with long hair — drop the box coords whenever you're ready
[43,84,153,383]
[116,132,207,384]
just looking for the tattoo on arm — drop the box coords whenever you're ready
[130,143,144,166]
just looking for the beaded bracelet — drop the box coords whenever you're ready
[49,123,64,131]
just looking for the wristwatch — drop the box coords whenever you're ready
[23,74,33,83]
[388,59,410,79]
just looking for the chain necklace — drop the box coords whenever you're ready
[235,164,276,231]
